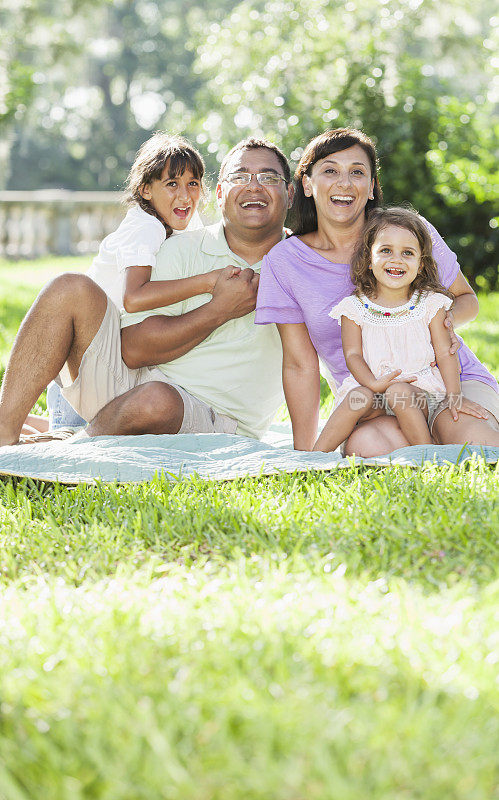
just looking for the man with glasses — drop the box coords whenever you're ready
[0,138,294,446]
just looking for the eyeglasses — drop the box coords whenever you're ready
[223,171,287,187]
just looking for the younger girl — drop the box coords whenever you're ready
[41,133,226,433]
[314,207,487,452]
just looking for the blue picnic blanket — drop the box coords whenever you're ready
[0,425,497,484]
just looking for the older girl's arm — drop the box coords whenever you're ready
[277,323,320,451]
[123,265,224,314]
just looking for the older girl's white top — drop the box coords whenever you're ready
[86,205,203,309]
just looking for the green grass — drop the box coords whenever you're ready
[0,257,498,799]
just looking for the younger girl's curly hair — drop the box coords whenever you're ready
[351,206,454,301]
[123,132,205,235]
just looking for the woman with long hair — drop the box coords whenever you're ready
[256,128,499,455]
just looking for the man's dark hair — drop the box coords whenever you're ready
[219,137,291,183]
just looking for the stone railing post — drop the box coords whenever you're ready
[0,191,125,259]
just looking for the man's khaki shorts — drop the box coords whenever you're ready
[55,299,238,435]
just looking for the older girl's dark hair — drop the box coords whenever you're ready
[351,206,454,300]
[289,128,382,235]
[124,133,205,235]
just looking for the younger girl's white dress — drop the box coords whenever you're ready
[329,290,453,409]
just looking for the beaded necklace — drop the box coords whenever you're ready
[360,290,421,318]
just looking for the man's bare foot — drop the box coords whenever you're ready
[17,427,82,445]
[23,413,50,434]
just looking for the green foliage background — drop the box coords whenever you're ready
[1,0,497,287]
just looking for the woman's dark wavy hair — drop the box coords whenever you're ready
[289,128,382,235]
[123,132,205,236]
[351,206,454,301]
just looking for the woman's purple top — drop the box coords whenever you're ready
[255,219,498,392]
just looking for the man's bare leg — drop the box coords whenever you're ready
[0,274,107,446]
[83,382,184,437]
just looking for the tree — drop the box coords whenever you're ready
[187,0,498,286]
[5,0,239,190]
[4,0,497,286]
[0,0,107,186]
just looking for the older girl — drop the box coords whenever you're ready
[41,133,223,433]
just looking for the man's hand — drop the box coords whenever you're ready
[210,266,259,322]
[204,265,240,293]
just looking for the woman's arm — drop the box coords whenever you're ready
[423,215,478,337]
[441,271,480,355]
[123,265,226,314]
[277,323,321,451]
[448,271,479,327]
[429,309,461,396]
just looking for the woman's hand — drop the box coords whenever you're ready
[447,393,489,422]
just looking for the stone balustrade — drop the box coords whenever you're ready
[0,191,126,259]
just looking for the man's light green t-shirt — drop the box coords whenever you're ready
[121,222,284,439]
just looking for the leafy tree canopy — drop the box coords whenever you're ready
[2,0,497,286]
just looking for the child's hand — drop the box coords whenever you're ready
[370,370,415,393]
[205,266,240,293]
[447,393,489,422]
